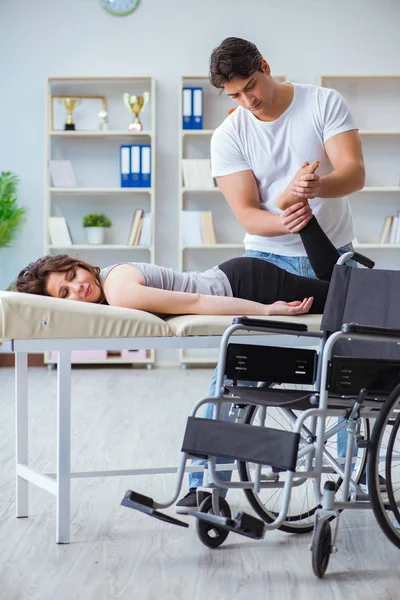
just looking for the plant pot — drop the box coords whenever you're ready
[86,227,105,245]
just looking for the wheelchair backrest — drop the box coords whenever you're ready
[321,264,400,359]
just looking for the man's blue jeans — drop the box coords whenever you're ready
[188,243,356,490]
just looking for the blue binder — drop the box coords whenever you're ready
[182,87,193,129]
[192,87,203,129]
[120,145,131,187]
[140,145,151,188]
[130,145,141,187]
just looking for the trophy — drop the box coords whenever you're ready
[59,98,81,131]
[98,109,109,131]
[123,92,150,132]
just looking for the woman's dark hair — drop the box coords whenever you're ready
[209,37,263,89]
[14,254,104,301]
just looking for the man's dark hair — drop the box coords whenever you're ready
[209,37,263,89]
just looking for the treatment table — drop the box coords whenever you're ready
[0,290,322,543]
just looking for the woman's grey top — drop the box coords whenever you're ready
[99,262,233,297]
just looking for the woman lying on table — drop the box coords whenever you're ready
[14,201,343,318]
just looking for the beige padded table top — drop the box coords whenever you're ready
[0,290,322,341]
[166,313,322,337]
[0,291,171,340]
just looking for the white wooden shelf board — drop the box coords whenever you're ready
[49,130,153,137]
[182,244,244,250]
[358,187,400,193]
[182,188,221,193]
[48,245,152,250]
[181,129,214,136]
[354,243,400,249]
[359,130,400,135]
[49,187,152,194]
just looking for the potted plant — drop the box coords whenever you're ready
[0,171,26,248]
[82,213,112,245]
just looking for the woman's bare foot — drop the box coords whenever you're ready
[277,160,320,211]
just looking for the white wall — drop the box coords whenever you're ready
[1,0,399,288]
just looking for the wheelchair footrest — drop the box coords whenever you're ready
[188,509,266,540]
[121,490,189,528]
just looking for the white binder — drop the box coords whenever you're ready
[130,145,141,187]
[141,145,151,187]
[182,87,193,128]
[192,88,203,128]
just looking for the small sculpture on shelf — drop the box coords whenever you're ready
[98,109,109,131]
[123,92,150,131]
[82,213,112,245]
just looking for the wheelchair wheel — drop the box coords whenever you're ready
[196,496,231,549]
[238,403,369,534]
[368,383,400,549]
[311,519,332,578]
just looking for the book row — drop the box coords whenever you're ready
[181,159,215,189]
[379,213,400,244]
[181,211,216,245]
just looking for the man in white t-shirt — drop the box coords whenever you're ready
[210,37,365,274]
[176,37,365,513]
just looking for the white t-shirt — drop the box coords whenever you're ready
[211,83,357,256]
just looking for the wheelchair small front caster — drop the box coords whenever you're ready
[312,519,332,578]
[196,496,231,549]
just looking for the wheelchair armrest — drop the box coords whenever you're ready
[342,322,400,338]
[232,316,308,332]
[351,252,375,269]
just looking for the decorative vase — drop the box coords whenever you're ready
[86,227,105,245]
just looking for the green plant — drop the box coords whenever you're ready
[0,172,26,247]
[82,213,112,228]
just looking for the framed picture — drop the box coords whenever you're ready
[51,95,107,131]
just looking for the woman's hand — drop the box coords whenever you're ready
[266,297,314,316]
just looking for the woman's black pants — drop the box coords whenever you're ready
[219,217,340,314]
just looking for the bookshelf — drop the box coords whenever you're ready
[178,74,287,368]
[45,76,156,368]
[320,75,400,269]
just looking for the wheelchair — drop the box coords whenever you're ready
[121,251,400,578]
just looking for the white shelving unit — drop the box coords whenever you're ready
[178,74,287,367]
[45,76,156,367]
[320,75,400,269]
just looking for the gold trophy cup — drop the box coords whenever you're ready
[59,98,81,131]
[123,92,150,132]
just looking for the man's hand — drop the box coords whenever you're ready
[290,161,321,200]
[267,297,314,316]
[280,202,313,234]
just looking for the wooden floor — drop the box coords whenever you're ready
[1,366,400,600]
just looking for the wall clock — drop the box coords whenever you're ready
[101,0,141,17]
